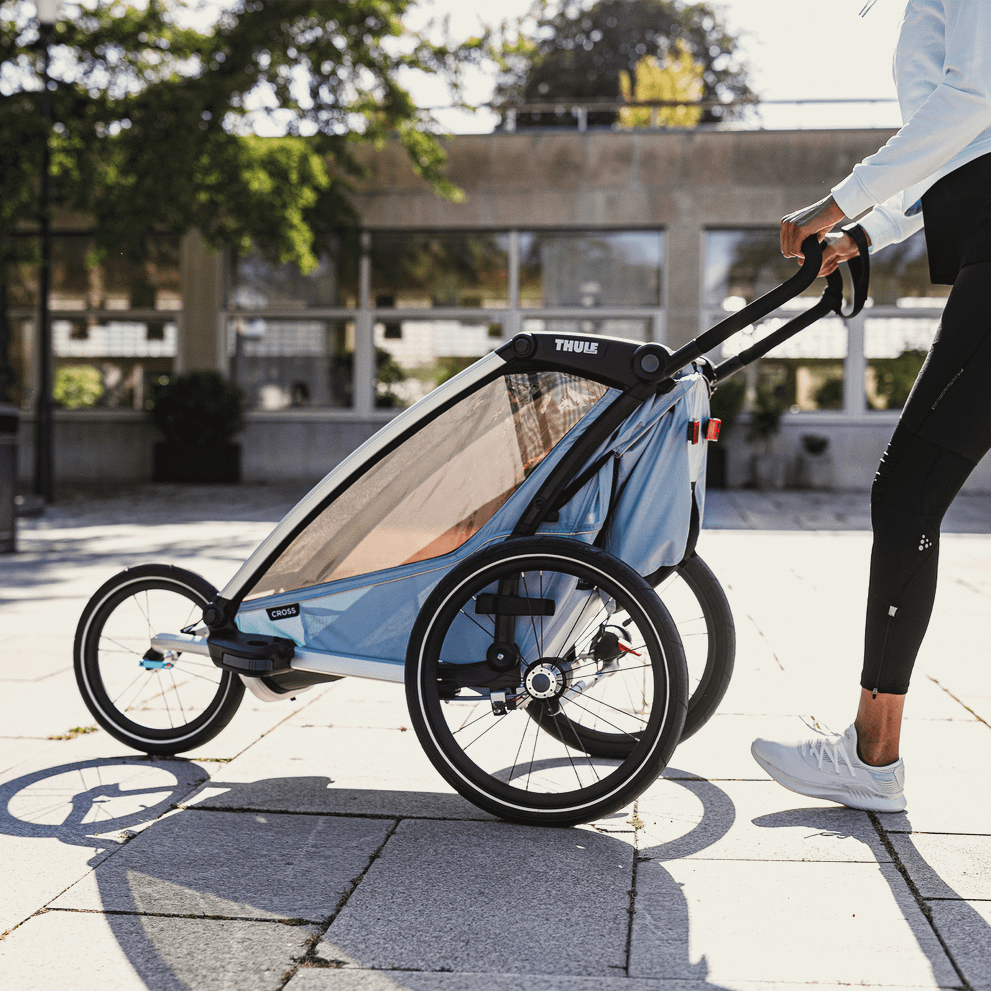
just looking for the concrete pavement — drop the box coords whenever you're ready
[1,484,990,991]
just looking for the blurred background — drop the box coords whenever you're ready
[3,0,959,500]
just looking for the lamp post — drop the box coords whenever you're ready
[34,0,57,503]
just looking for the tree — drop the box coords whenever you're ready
[0,0,479,400]
[494,0,754,129]
[617,47,703,129]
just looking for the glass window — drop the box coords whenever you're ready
[519,231,663,308]
[229,319,355,410]
[869,229,948,305]
[41,314,177,409]
[859,229,942,410]
[704,229,820,310]
[227,243,358,310]
[706,230,846,410]
[11,233,182,310]
[705,227,947,413]
[9,234,182,410]
[370,232,509,309]
[721,316,848,411]
[865,316,938,410]
[246,371,610,597]
[373,318,503,409]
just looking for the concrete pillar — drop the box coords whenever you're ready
[178,230,226,374]
[354,232,374,415]
[664,214,703,351]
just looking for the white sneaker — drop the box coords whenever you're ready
[751,721,906,813]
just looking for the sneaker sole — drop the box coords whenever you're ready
[751,745,906,814]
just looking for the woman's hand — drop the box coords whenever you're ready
[819,231,867,276]
[780,195,847,259]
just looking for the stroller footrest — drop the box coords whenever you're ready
[208,630,296,675]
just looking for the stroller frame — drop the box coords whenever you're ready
[73,238,867,827]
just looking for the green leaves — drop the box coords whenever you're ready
[0,0,464,269]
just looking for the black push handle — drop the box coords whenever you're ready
[661,235,825,379]
[708,229,871,384]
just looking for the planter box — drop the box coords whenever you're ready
[153,442,242,484]
[795,452,836,490]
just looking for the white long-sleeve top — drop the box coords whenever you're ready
[831,0,991,252]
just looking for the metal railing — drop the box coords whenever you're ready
[428,97,899,133]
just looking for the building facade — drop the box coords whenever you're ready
[11,126,981,490]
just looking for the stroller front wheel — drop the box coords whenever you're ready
[74,564,244,755]
[405,538,688,827]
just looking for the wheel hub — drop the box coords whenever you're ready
[524,659,570,700]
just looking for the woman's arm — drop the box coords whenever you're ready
[834,0,991,217]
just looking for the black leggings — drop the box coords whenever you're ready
[862,261,991,695]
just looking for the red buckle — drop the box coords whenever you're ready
[704,418,722,442]
[687,420,701,444]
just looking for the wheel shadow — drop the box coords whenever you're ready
[0,756,740,990]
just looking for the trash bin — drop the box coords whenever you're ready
[0,403,20,553]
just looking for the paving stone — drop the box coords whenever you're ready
[289,677,412,731]
[0,734,108,777]
[638,778,887,863]
[927,899,991,991]
[182,690,334,763]
[628,859,957,986]
[887,722,991,834]
[185,723,491,819]
[51,809,392,923]
[319,819,634,976]
[0,633,74,681]
[0,909,314,991]
[888,833,991,900]
[288,975,966,991]
[0,753,209,833]
[0,676,102,739]
[5,489,991,991]
[664,713,815,782]
[0,832,113,937]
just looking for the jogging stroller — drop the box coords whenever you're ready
[73,236,868,827]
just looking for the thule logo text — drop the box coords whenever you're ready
[554,339,599,355]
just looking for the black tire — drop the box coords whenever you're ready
[74,564,244,755]
[656,555,735,741]
[405,537,688,827]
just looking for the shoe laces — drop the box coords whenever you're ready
[801,718,858,777]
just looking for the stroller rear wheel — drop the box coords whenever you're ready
[657,555,735,741]
[74,564,244,755]
[531,553,735,757]
[405,537,688,827]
